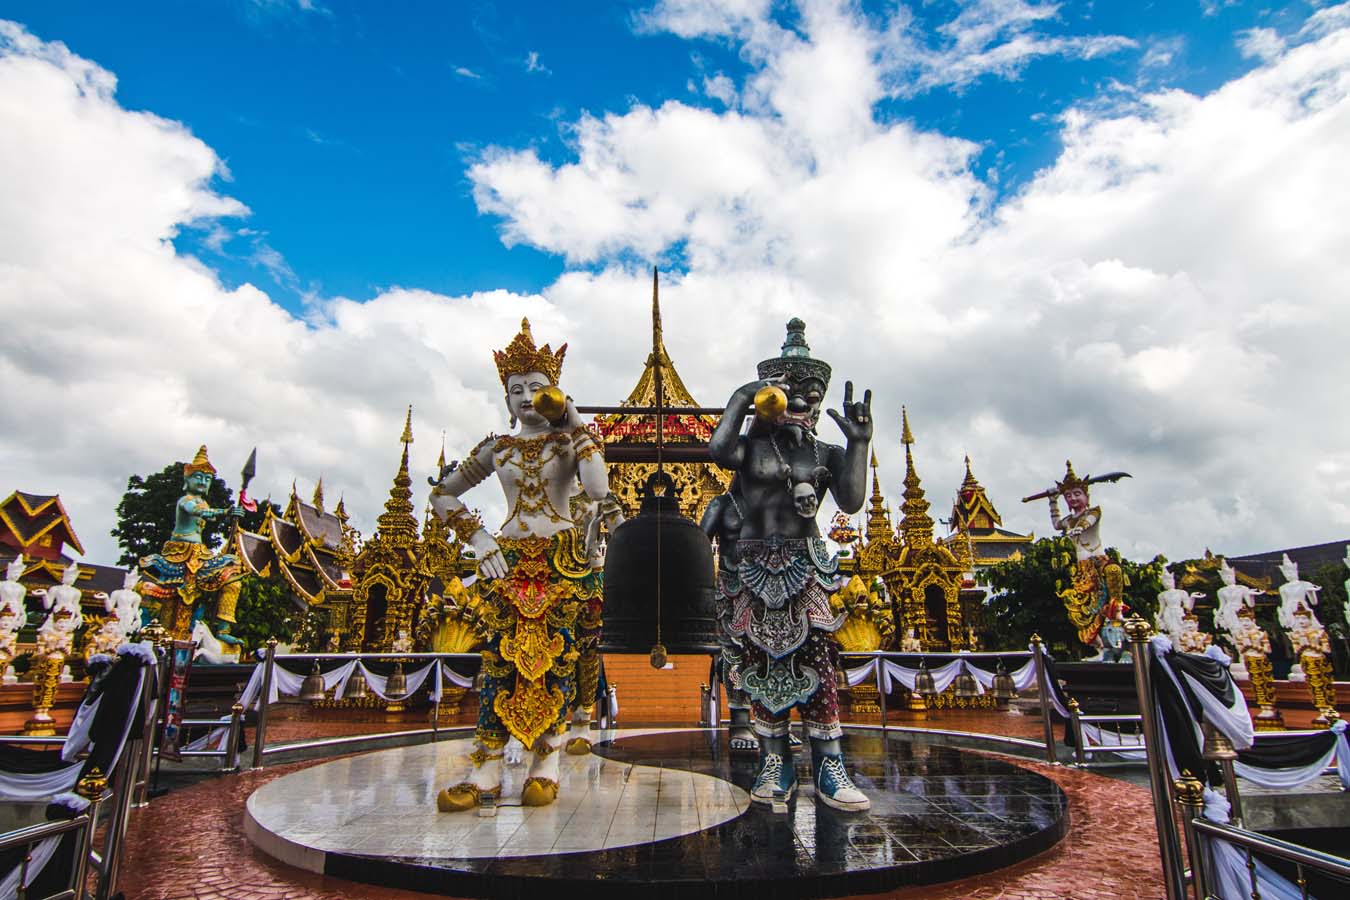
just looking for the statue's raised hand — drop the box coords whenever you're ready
[825,381,872,443]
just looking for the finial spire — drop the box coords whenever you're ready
[652,266,663,353]
[901,406,914,445]
[312,477,325,513]
[401,405,414,446]
[437,431,446,471]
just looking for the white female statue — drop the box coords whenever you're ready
[0,557,29,666]
[92,572,143,652]
[1216,559,1265,679]
[1277,554,1322,631]
[430,319,621,812]
[33,562,83,657]
[1155,569,1203,644]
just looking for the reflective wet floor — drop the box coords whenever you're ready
[250,728,1068,898]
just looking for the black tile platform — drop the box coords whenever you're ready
[324,729,1069,899]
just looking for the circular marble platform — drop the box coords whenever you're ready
[245,728,1068,898]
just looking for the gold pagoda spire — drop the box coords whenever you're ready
[376,405,418,544]
[312,477,325,514]
[898,406,934,547]
[652,265,663,356]
[436,431,446,472]
[865,449,894,541]
[334,494,348,523]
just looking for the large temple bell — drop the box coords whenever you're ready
[601,469,718,666]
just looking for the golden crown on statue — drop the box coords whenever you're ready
[493,318,568,387]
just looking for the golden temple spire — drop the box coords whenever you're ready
[901,406,914,446]
[377,406,417,545]
[898,406,934,547]
[312,477,325,514]
[335,495,348,523]
[652,265,664,354]
[436,431,446,471]
[865,450,893,542]
[400,405,414,446]
[949,453,1003,532]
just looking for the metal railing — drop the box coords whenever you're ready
[1174,771,1350,900]
[0,814,95,900]
[1067,703,1145,767]
[0,664,152,900]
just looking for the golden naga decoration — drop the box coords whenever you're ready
[833,575,895,652]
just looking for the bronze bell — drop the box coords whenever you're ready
[954,671,980,699]
[913,660,936,696]
[345,668,369,701]
[992,663,1017,700]
[602,471,718,657]
[385,662,408,699]
[299,661,327,702]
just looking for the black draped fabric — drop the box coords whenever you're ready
[1168,651,1235,707]
[1041,652,1071,720]
[0,743,73,775]
[77,650,155,786]
[1149,651,1220,784]
[1237,731,1337,770]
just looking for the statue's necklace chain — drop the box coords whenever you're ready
[768,431,820,493]
[496,433,570,526]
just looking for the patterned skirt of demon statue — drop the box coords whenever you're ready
[474,530,602,752]
[720,536,846,740]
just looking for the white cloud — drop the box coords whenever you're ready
[524,50,551,75]
[1237,27,1286,62]
[454,65,483,80]
[3,4,1350,573]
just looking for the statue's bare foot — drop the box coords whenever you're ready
[728,725,759,754]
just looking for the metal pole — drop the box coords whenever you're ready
[224,703,244,773]
[1174,771,1209,899]
[1125,615,1187,900]
[1030,634,1058,764]
[1069,698,1087,767]
[132,665,159,808]
[251,638,277,770]
[875,653,888,733]
[96,734,140,900]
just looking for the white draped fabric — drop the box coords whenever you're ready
[440,661,473,688]
[841,653,1038,699]
[59,694,102,762]
[235,656,478,711]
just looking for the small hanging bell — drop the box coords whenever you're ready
[992,663,1017,701]
[954,671,980,699]
[649,643,668,670]
[299,661,327,702]
[345,668,369,700]
[913,660,936,696]
[385,662,408,699]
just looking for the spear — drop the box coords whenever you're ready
[237,448,258,515]
[1021,471,1132,503]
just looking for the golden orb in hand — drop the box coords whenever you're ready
[532,385,568,424]
[753,385,788,420]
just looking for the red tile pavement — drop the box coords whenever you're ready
[117,738,1163,900]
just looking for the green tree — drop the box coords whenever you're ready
[110,461,274,567]
[230,574,300,654]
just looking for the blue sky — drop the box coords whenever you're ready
[3,1,1349,564]
[5,1,1318,311]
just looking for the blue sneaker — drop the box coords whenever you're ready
[815,754,870,811]
[750,752,797,804]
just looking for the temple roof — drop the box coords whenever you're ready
[270,515,304,560]
[0,490,85,557]
[237,530,277,576]
[290,491,345,550]
[948,456,1004,532]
